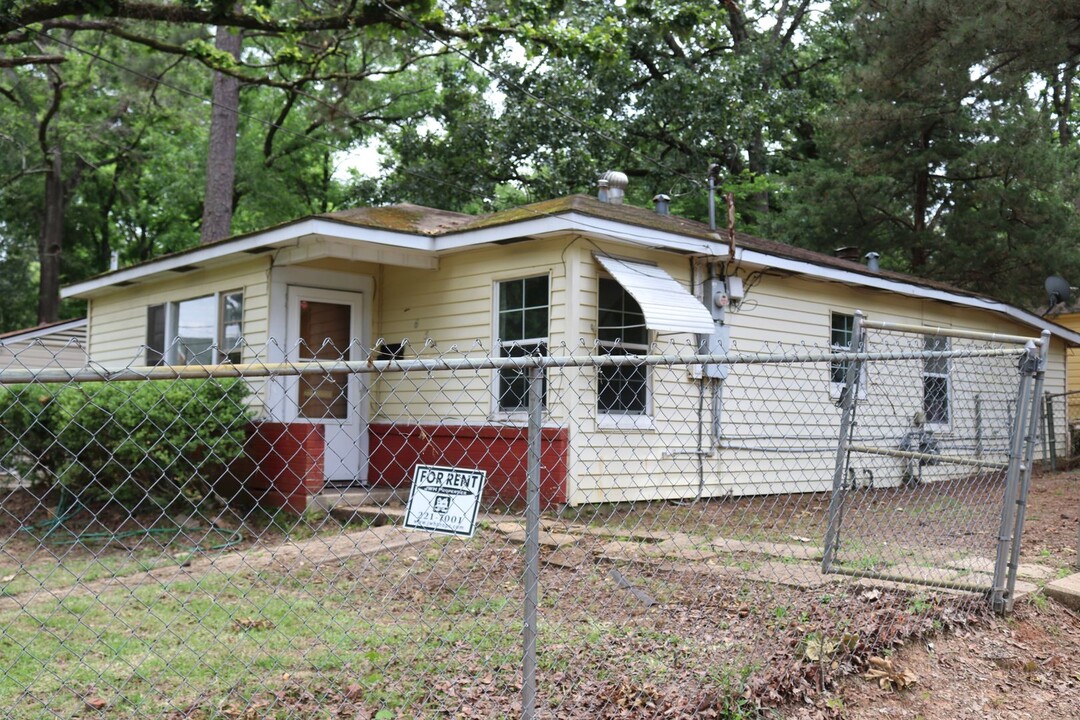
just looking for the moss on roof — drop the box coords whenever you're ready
[320,204,474,235]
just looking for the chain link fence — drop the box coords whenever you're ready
[0,320,1046,718]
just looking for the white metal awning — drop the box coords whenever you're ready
[595,255,716,334]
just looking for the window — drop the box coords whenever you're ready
[923,335,950,425]
[496,276,548,411]
[830,313,854,385]
[829,312,867,397]
[598,277,649,415]
[146,290,244,365]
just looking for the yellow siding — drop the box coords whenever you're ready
[87,259,271,366]
[371,237,572,424]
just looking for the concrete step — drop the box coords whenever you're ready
[1044,571,1080,611]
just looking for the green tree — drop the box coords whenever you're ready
[764,0,1080,306]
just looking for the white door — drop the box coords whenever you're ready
[286,286,367,485]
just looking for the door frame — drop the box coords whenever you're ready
[266,267,374,484]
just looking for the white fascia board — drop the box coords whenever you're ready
[62,219,436,299]
[736,247,1080,346]
[435,212,727,255]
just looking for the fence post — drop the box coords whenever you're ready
[1003,332,1050,609]
[974,394,984,459]
[521,364,542,720]
[991,340,1037,613]
[1045,393,1057,471]
[822,311,866,574]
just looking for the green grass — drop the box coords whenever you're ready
[0,549,180,596]
[0,567,519,718]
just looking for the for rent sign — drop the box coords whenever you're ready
[403,464,487,537]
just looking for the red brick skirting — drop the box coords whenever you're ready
[242,422,325,513]
[367,423,568,508]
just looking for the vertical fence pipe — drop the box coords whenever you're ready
[521,365,542,720]
[1004,332,1050,608]
[822,311,866,574]
[1045,393,1057,471]
[975,394,984,458]
[991,341,1036,613]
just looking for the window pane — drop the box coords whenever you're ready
[598,278,648,346]
[830,313,854,383]
[498,342,546,411]
[523,275,548,307]
[299,372,349,420]
[523,307,548,339]
[176,296,217,364]
[298,300,352,419]
[221,292,243,363]
[499,310,523,341]
[299,301,351,360]
[924,375,949,424]
[146,305,165,365]
[499,278,523,311]
[924,335,949,375]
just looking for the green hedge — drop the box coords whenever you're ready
[0,379,252,508]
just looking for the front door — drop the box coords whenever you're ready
[286,286,367,485]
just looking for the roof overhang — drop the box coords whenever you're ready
[734,247,1080,347]
[0,318,87,345]
[59,200,1080,348]
[61,219,437,300]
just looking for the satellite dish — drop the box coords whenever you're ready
[1045,275,1072,308]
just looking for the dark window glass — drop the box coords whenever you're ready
[497,276,549,411]
[830,313,854,384]
[146,305,165,365]
[597,278,649,415]
[220,291,244,364]
[923,335,950,424]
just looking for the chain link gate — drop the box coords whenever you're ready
[820,313,1048,613]
[0,321,1044,718]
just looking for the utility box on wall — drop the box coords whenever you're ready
[701,276,730,379]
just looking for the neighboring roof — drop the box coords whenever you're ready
[59,194,1080,346]
[0,318,87,345]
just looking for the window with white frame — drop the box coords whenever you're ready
[829,312,867,396]
[495,275,548,411]
[597,277,649,415]
[146,290,244,365]
[923,334,950,425]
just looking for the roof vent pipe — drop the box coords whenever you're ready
[865,251,880,272]
[653,194,671,215]
[597,179,609,203]
[599,170,628,204]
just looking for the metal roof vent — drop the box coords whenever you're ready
[599,170,628,204]
[865,251,880,272]
[652,193,671,215]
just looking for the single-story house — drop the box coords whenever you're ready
[0,318,87,371]
[60,181,1080,510]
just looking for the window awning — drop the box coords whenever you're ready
[595,255,716,335]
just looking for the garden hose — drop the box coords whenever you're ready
[19,487,245,557]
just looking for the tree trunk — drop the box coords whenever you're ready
[37,146,64,324]
[200,25,243,244]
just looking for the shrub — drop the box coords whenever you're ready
[0,379,252,509]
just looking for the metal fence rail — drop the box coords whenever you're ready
[0,325,1044,718]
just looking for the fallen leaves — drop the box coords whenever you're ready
[863,656,918,691]
[231,617,275,631]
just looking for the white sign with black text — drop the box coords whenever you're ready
[403,464,487,537]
